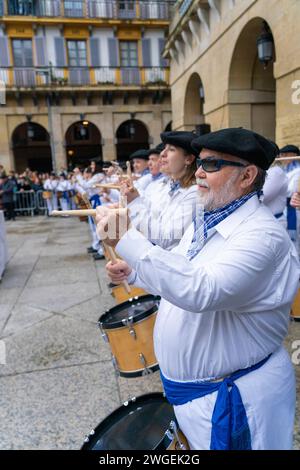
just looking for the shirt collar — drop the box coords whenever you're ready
[141,168,150,177]
[214,195,260,239]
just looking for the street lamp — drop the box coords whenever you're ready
[257,21,274,69]
[26,114,34,139]
[27,124,35,139]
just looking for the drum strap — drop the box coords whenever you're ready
[160,354,271,450]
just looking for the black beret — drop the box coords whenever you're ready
[129,149,149,161]
[148,143,165,155]
[191,128,278,170]
[160,131,198,157]
[279,145,300,155]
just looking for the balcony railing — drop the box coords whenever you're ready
[1,0,175,19]
[0,66,169,87]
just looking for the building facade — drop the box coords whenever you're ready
[164,0,300,148]
[0,0,173,172]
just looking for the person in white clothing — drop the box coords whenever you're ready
[128,149,152,193]
[43,172,58,215]
[262,164,288,228]
[123,132,199,250]
[56,174,71,211]
[279,145,300,243]
[142,144,165,201]
[74,166,106,259]
[96,128,299,450]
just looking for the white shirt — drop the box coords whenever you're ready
[262,166,288,215]
[134,173,153,193]
[143,174,166,201]
[56,180,70,192]
[287,167,300,194]
[75,173,104,197]
[128,183,198,250]
[117,196,299,382]
[44,179,58,191]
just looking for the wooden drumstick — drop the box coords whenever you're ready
[93,183,121,190]
[275,156,300,161]
[81,194,131,295]
[51,208,128,218]
[51,209,96,217]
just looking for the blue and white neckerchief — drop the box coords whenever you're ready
[186,192,258,260]
[168,180,181,196]
[282,161,300,173]
[141,168,150,177]
[152,173,163,182]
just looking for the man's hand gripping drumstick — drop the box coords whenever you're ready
[95,206,133,288]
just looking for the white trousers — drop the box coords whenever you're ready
[60,198,70,211]
[174,346,296,450]
[45,195,58,215]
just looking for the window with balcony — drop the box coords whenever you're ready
[12,38,35,86]
[12,39,33,66]
[8,0,35,15]
[67,40,89,85]
[67,40,87,67]
[64,0,83,17]
[118,0,135,19]
[120,41,138,67]
[120,40,140,85]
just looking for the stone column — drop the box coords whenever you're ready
[102,109,116,162]
[50,108,66,172]
[0,114,13,171]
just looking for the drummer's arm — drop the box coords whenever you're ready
[116,227,277,313]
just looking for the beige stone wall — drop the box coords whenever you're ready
[0,101,171,171]
[169,0,300,146]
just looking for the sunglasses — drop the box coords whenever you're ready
[196,157,247,173]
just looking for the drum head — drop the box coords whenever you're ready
[99,295,160,329]
[82,393,174,450]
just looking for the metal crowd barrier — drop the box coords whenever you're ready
[35,190,48,215]
[14,190,47,216]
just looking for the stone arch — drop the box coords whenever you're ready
[12,122,52,173]
[228,17,276,140]
[116,119,149,161]
[183,72,205,131]
[65,120,102,169]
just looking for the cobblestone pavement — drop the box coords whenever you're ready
[0,216,299,449]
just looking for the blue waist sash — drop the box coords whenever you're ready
[287,198,297,241]
[274,212,284,219]
[62,191,69,203]
[160,355,271,450]
[90,194,101,209]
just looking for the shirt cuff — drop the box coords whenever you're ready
[127,269,137,285]
[116,227,154,269]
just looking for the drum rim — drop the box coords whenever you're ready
[100,310,157,332]
[118,363,160,378]
[99,294,160,329]
[81,392,174,451]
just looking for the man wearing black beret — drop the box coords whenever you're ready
[278,144,300,244]
[97,127,299,450]
[128,148,152,193]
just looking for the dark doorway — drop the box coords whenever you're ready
[65,120,102,169]
[116,119,149,161]
[12,122,52,172]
